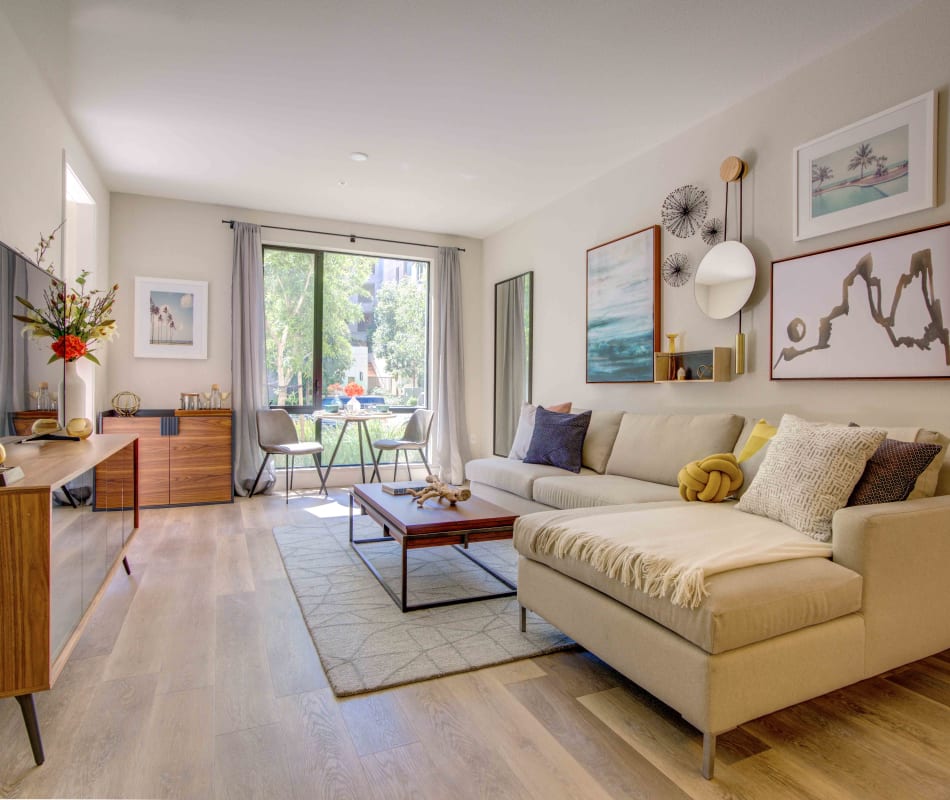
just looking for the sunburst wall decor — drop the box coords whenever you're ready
[701,217,724,245]
[662,252,692,287]
[661,184,708,239]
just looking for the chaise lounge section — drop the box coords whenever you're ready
[466,411,950,777]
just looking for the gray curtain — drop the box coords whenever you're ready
[231,222,273,495]
[432,247,471,484]
[493,277,526,455]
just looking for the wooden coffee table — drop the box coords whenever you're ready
[349,483,519,612]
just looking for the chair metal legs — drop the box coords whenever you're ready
[388,448,431,482]
[286,454,293,503]
[249,453,272,497]
[311,453,327,495]
[418,448,431,476]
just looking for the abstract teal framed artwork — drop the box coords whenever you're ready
[793,91,936,241]
[586,225,661,383]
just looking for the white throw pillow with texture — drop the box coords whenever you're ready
[736,414,886,541]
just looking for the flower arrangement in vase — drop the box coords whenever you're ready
[13,226,119,424]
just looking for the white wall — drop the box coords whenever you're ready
[480,0,950,455]
[0,8,111,413]
[108,194,485,451]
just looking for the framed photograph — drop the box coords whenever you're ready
[586,225,660,382]
[134,277,208,359]
[771,221,950,381]
[793,91,936,241]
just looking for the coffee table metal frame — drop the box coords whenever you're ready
[348,486,517,612]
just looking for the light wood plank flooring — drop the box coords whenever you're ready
[2,490,949,799]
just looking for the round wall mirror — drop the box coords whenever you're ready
[694,241,756,319]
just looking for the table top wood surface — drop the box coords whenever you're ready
[352,482,518,537]
[0,434,138,491]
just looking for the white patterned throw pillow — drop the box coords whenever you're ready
[736,414,886,541]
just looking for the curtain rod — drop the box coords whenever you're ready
[221,220,465,252]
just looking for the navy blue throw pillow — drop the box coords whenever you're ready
[524,408,592,473]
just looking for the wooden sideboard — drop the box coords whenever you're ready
[0,433,139,764]
[9,410,59,436]
[99,409,233,507]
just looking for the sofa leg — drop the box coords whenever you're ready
[701,732,716,780]
[519,605,527,632]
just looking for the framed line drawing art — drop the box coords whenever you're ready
[771,221,950,381]
[134,277,208,359]
[586,224,661,382]
[793,91,936,241]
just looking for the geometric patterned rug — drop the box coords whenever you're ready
[273,515,575,696]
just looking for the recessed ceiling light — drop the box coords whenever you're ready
[338,179,347,186]
[350,152,369,162]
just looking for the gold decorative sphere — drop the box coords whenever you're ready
[66,417,94,439]
[32,418,61,435]
[111,391,141,416]
[0,442,6,464]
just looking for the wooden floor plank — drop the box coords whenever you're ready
[507,674,691,800]
[256,576,327,697]
[246,528,289,582]
[446,669,616,800]
[126,686,215,799]
[395,678,537,799]
[214,591,281,735]
[215,533,255,595]
[581,687,820,800]
[338,691,418,757]
[278,688,374,800]
[214,723,296,800]
[76,673,159,799]
[360,742,455,800]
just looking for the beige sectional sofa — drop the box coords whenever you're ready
[464,412,950,778]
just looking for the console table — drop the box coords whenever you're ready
[0,434,139,765]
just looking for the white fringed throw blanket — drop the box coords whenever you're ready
[514,503,833,608]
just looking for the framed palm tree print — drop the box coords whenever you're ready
[793,91,936,241]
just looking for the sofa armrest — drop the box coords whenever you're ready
[832,495,950,676]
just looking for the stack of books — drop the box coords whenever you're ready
[381,480,427,496]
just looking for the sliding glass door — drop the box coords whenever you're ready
[262,246,429,464]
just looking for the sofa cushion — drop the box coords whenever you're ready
[533,475,681,510]
[605,413,745,486]
[525,408,592,473]
[508,402,572,460]
[582,410,624,473]
[514,502,861,654]
[518,547,861,655]
[465,457,596,501]
[737,415,885,541]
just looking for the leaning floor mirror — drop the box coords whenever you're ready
[493,271,533,456]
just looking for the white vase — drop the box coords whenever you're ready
[346,396,361,414]
[61,359,87,426]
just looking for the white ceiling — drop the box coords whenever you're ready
[40,0,924,237]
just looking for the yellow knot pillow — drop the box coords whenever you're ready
[678,453,744,502]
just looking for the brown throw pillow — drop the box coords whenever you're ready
[848,438,942,506]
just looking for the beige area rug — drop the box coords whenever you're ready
[273,515,574,696]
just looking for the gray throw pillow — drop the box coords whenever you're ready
[524,408,592,473]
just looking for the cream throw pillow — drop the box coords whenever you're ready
[736,414,886,541]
